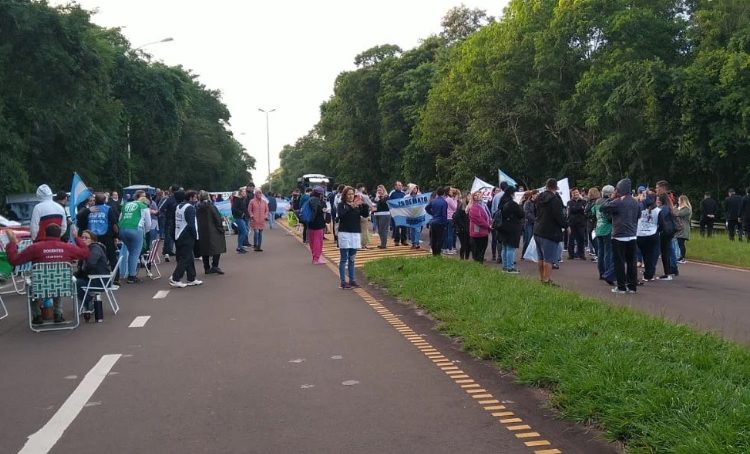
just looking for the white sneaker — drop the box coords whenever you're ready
[186,279,203,286]
[169,278,187,288]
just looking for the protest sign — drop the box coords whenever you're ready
[388,192,432,228]
[470,177,495,203]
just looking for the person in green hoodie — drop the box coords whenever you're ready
[118,190,151,284]
[592,185,615,284]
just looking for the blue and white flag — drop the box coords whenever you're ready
[69,172,92,219]
[387,192,432,228]
[498,169,518,188]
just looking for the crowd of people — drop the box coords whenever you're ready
[292,180,750,293]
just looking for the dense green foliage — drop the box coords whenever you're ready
[0,0,254,203]
[273,1,750,201]
[365,256,750,452]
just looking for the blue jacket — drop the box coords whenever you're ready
[426,197,448,225]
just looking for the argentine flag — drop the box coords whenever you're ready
[387,192,432,228]
[69,172,92,219]
[498,169,518,188]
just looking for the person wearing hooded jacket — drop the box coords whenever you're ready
[307,186,328,264]
[30,184,67,242]
[601,178,639,293]
[499,186,524,273]
[592,185,616,284]
[533,179,567,284]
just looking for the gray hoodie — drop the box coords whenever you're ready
[601,178,639,239]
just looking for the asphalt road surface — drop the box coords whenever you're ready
[0,227,616,454]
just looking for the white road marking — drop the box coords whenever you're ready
[128,316,151,328]
[342,380,360,386]
[153,290,170,299]
[19,354,121,454]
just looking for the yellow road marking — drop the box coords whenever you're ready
[524,440,551,447]
[472,394,493,399]
[455,379,474,384]
[484,405,506,410]
[492,412,515,417]
[507,425,532,431]
[516,432,541,439]
[461,384,481,389]
[500,418,523,424]
[465,389,488,394]
[534,449,562,454]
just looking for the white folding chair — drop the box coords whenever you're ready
[81,255,122,315]
[0,294,7,320]
[140,238,162,279]
[0,239,32,295]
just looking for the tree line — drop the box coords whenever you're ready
[0,0,254,205]
[271,0,750,207]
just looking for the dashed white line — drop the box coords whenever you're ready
[19,354,122,454]
[152,290,170,299]
[128,316,151,328]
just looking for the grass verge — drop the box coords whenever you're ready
[686,234,750,268]
[364,256,750,453]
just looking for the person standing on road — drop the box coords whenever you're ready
[675,195,692,263]
[592,185,616,284]
[373,185,391,249]
[426,187,448,257]
[636,191,661,284]
[248,189,269,252]
[76,192,120,284]
[118,190,150,284]
[521,191,536,257]
[468,190,491,263]
[443,188,458,255]
[499,186,524,273]
[699,192,719,237]
[566,188,587,260]
[742,188,750,243]
[337,186,362,289]
[170,190,202,288]
[196,191,226,275]
[307,186,328,264]
[533,179,567,285]
[232,188,249,254]
[584,188,601,259]
[725,188,744,241]
[601,178,639,294]
[656,194,679,280]
[454,194,471,260]
[267,193,278,230]
[389,181,408,246]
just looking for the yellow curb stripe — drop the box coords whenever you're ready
[524,440,551,447]
[465,389,488,394]
[507,425,532,431]
[455,379,474,384]
[515,432,541,439]
[444,370,465,375]
[484,405,506,410]
[460,384,481,389]
[534,449,562,454]
[479,400,500,404]
[500,418,523,424]
[492,412,514,417]
[471,394,493,399]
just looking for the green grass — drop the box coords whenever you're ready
[364,257,750,453]
[687,234,750,268]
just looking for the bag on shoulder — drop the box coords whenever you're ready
[491,207,503,231]
[660,210,678,237]
[299,200,313,224]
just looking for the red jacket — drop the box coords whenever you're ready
[6,237,90,266]
[468,203,491,238]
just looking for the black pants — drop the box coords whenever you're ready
[568,224,586,258]
[699,217,714,237]
[659,235,675,276]
[202,254,220,272]
[172,236,196,282]
[490,229,499,260]
[612,239,637,291]
[457,232,471,259]
[430,224,445,256]
[676,238,687,260]
[471,236,488,263]
[728,219,742,241]
[100,234,119,281]
[637,234,660,280]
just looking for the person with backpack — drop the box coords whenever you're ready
[498,186,524,273]
[77,192,120,284]
[306,186,328,264]
[656,193,679,280]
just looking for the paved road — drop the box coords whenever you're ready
[0,228,615,454]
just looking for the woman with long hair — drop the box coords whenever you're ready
[521,191,536,256]
[636,191,661,283]
[453,192,471,260]
[585,187,601,258]
[336,186,362,289]
[468,191,491,262]
[676,195,692,263]
[373,185,391,249]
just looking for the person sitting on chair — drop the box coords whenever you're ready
[4,224,90,324]
[75,230,111,313]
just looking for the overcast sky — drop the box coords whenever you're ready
[52,0,508,186]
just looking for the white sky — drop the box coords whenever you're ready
[52,0,508,185]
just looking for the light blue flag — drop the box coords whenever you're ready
[69,172,92,219]
[498,169,518,188]
[387,192,432,228]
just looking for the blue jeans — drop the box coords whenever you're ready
[254,229,263,249]
[268,215,275,229]
[410,226,421,246]
[236,219,248,251]
[339,248,357,283]
[443,220,455,250]
[119,228,144,278]
[670,238,679,276]
[596,236,615,281]
[501,244,517,270]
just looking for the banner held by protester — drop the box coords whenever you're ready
[388,192,432,228]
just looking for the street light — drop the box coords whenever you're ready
[258,108,276,192]
[127,37,174,185]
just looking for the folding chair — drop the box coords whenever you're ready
[0,239,32,295]
[0,294,7,320]
[27,262,79,333]
[80,255,123,315]
[140,238,162,279]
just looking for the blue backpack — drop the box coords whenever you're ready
[299,200,313,224]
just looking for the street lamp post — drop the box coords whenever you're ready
[127,37,174,185]
[258,108,276,193]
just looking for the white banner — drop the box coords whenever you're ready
[470,177,495,203]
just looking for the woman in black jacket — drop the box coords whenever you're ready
[453,193,471,260]
[499,187,525,273]
[76,230,111,310]
[197,191,227,275]
[336,186,363,289]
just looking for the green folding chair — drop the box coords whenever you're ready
[27,262,80,332]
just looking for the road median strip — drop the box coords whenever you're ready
[364,256,750,453]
